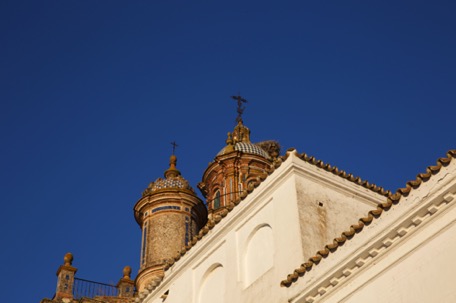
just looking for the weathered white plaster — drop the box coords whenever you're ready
[243,224,274,286]
[143,152,456,303]
[287,158,456,303]
[293,156,383,260]
[198,264,225,303]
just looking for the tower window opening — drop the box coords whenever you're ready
[141,222,148,265]
[152,205,180,213]
[214,191,221,209]
[185,216,190,245]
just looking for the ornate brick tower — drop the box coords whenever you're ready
[134,154,207,291]
[198,96,280,217]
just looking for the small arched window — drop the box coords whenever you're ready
[214,190,221,209]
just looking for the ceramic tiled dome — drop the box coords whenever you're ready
[142,155,195,196]
[217,142,271,159]
[146,175,192,192]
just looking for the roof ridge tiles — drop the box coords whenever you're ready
[282,149,392,197]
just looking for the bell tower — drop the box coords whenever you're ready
[134,153,207,291]
[198,96,280,217]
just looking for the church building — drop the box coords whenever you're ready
[40,97,456,303]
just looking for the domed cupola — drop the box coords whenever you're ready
[134,154,207,292]
[198,96,280,217]
[141,155,194,196]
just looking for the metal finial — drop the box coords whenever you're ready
[170,141,178,155]
[231,94,248,123]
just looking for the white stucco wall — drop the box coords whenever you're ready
[142,152,419,303]
[292,155,384,260]
[31,146,453,303]
[287,157,456,303]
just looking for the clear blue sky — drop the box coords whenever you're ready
[1,1,455,302]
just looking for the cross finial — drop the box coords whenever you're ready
[170,141,178,155]
[231,94,248,123]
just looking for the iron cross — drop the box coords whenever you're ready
[231,94,248,123]
[171,141,178,155]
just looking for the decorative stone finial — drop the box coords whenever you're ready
[117,265,135,297]
[123,266,132,279]
[63,252,73,266]
[164,154,181,178]
[224,132,234,153]
[226,132,233,145]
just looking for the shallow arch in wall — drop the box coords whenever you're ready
[198,263,225,303]
[243,224,274,286]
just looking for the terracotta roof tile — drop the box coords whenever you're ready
[280,149,456,287]
[284,148,391,197]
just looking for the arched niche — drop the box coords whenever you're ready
[198,263,225,303]
[244,224,274,286]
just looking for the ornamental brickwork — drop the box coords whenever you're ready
[198,120,280,217]
[134,154,207,292]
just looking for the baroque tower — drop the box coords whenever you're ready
[198,96,280,217]
[134,154,207,291]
